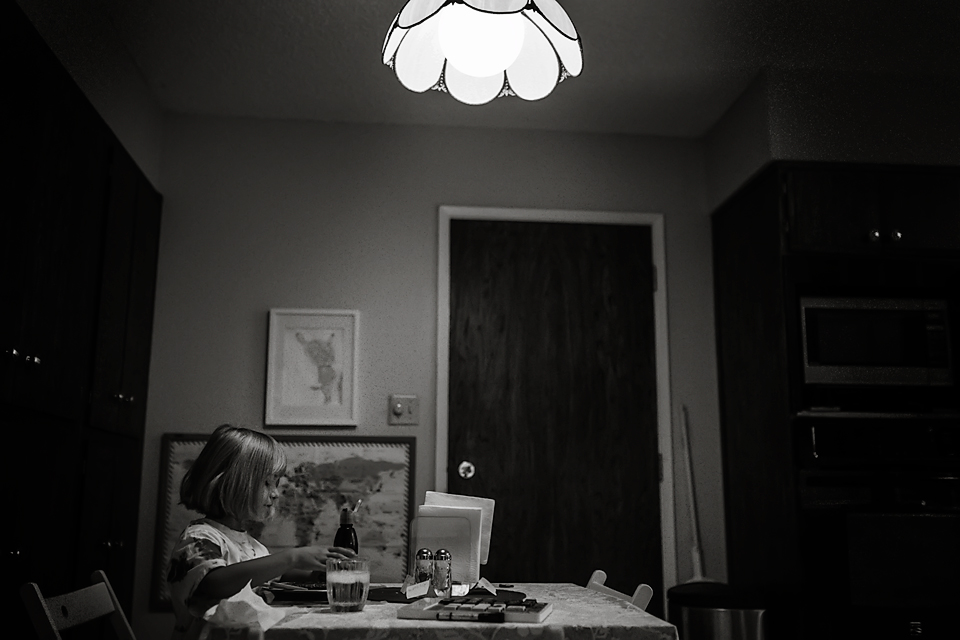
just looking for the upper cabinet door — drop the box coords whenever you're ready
[877,170,960,252]
[88,144,162,438]
[784,168,883,253]
[784,166,960,255]
[3,8,112,420]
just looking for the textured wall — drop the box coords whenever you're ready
[768,69,960,166]
[703,72,773,210]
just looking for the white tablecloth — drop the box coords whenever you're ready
[265,583,677,640]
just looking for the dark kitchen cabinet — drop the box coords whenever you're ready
[2,5,112,421]
[712,167,800,589]
[785,168,881,253]
[713,161,960,639]
[785,165,960,254]
[4,3,162,637]
[74,430,145,617]
[88,145,163,438]
[877,170,960,252]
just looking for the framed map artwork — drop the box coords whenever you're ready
[265,309,359,426]
[151,434,415,610]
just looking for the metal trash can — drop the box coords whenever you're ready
[667,582,769,640]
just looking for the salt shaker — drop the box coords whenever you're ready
[432,548,452,597]
[415,548,434,583]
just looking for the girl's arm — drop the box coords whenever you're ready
[277,568,321,583]
[194,546,356,600]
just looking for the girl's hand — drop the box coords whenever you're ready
[327,546,358,560]
[289,546,358,571]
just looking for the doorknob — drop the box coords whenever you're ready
[458,460,476,479]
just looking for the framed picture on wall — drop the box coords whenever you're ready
[151,433,415,610]
[265,308,359,426]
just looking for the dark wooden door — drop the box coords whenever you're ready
[446,219,663,616]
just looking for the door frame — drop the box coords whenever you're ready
[435,205,677,594]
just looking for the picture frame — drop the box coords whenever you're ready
[151,433,415,610]
[265,308,359,426]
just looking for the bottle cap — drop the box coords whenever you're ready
[416,548,434,560]
[339,507,354,525]
[435,548,452,561]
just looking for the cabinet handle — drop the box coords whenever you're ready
[868,229,881,242]
[890,229,902,241]
[4,350,40,364]
[4,349,38,363]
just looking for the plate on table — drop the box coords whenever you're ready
[263,582,328,603]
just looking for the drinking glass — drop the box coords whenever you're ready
[326,559,370,612]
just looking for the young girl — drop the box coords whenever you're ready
[167,425,356,640]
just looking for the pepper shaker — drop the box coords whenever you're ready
[432,548,452,597]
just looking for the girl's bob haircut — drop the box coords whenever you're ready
[180,424,286,522]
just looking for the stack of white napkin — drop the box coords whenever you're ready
[202,582,286,636]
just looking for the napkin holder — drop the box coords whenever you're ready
[414,504,482,584]
[424,491,495,564]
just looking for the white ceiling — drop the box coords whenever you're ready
[89,0,960,138]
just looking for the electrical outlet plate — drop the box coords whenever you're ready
[388,394,419,425]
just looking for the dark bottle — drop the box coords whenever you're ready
[334,507,359,553]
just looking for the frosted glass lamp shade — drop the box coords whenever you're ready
[439,4,525,78]
[383,0,583,105]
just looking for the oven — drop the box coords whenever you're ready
[795,415,960,639]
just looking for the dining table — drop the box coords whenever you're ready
[262,583,678,640]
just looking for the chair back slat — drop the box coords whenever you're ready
[631,583,654,611]
[20,570,136,640]
[20,583,63,640]
[586,569,654,611]
[588,579,628,600]
[46,583,116,630]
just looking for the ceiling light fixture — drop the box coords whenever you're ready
[382,0,583,105]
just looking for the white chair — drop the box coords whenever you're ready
[586,569,654,611]
[20,570,136,640]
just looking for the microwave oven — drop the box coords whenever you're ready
[800,297,953,386]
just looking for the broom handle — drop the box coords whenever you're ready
[680,404,705,580]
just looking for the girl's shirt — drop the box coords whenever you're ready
[167,518,271,640]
